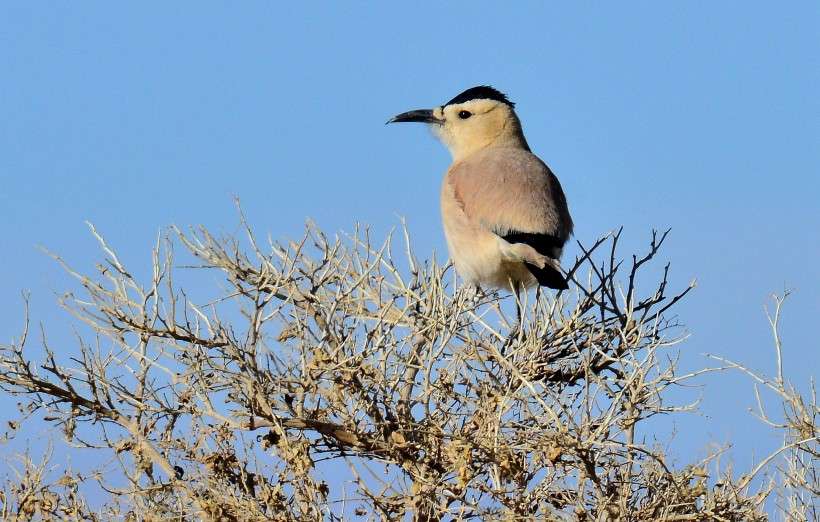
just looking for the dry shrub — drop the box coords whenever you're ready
[0,215,816,521]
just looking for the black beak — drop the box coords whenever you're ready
[386,109,441,125]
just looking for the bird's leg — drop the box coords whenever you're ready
[470,284,484,308]
[457,284,486,318]
[502,282,524,354]
[515,284,523,328]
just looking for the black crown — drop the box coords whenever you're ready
[444,85,514,108]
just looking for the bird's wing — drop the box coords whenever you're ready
[447,147,573,258]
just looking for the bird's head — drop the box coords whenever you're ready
[388,86,529,160]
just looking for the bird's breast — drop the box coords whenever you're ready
[440,171,535,289]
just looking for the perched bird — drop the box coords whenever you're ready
[388,86,573,316]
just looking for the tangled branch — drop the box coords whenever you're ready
[0,217,810,521]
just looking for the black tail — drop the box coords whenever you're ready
[525,263,568,290]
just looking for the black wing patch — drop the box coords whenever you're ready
[501,231,568,290]
[501,232,565,258]
[527,264,569,290]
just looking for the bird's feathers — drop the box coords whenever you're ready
[444,85,515,108]
[526,263,569,290]
[447,147,573,244]
[497,232,570,290]
[501,231,565,260]
[442,146,573,289]
[389,86,575,292]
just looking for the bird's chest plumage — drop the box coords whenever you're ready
[440,167,533,288]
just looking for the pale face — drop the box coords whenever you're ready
[431,99,522,159]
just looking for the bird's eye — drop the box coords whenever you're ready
[458,110,472,119]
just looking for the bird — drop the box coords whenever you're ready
[387,85,573,322]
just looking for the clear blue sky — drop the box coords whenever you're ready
[1,0,818,500]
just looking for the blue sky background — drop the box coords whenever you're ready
[1,0,818,509]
